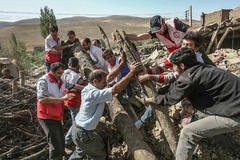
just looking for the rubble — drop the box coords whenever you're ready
[0,43,240,159]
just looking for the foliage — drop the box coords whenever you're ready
[39,6,57,39]
[0,34,45,71]
[33,46,45,54]
[8,33,26,69]
[144,38,159,45]
[133,41,143,46]
[98,39,106,48]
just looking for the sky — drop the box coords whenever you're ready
[0,0,239,22]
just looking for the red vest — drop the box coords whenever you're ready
[45,51,61,63]
[155,18,184,53]
[37,73,66,121]
[45,35,61,63]
[62,69,83,108]
[63,90,81,108]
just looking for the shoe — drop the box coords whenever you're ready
[134,120,143,129]
[120,98,130,105]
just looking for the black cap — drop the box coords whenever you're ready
[150,15,164,33]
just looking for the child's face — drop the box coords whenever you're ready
[105,54,116,66]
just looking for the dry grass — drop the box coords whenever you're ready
[0,16,201,51]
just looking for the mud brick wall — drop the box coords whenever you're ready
[205,10,231,25]
[230,7,240,18]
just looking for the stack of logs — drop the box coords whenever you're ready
[199,17,240,54]
[0,77,47,159]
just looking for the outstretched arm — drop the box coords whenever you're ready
[126,33,152,41]
[112,62,142,95]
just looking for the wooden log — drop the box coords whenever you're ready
[73,43,96,79]
[216,27,233,50]
[10,142,47,158]
[20,70,25,86]
[108,99,157,160]
[97,25,148,138]
[0,79,36,94]
[12,79,17,94]
[0,146,19,159]
[97,25,112,50]
[20,147,48,160]
[206,27,220,54]
[74,45,157,159]
[113,29,178,155]
[116,93,147,139]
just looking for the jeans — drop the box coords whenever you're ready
[176,114,240,160]
[65,107,80,145]
[140,105,154,123]
[69,123,106,160]
[38,119,65,160]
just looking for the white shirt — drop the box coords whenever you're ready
[45,34,61,53]
[89,45,108,72]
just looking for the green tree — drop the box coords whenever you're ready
[40,6,57,39]
[9,33,26,69]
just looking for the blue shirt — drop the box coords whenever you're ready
[75,83,113,130]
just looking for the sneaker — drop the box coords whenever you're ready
[120,98,130,105]
[134,120,143,129]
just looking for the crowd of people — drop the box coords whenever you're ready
[35,15,240,160]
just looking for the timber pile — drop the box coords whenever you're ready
[0,78,47,160]
[199,17,240,37]
[198,17,240,54]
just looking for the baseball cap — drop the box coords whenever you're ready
[150,15,164,33]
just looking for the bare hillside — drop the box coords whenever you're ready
[0,16,201,51]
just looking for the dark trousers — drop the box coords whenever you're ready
[45,61,51,72]
[38,119,65,160]
[69,123,106,160]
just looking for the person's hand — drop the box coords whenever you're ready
[129,62,143,74]
[68,43,75,48]
[138,73,151,83]
[120,49,127,63]
[145,97,154,104]
[62,93,75,100]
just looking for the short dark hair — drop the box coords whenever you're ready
[88,70,107,84]
[50,62,64,72]
[182,32,202,48]
[102,49,114,60]
[68,57,79,68]
[67,30,75,35]
[92,39,101,44]
[82,38,91,45]
[49,24,58,32]
[170,47,198,69]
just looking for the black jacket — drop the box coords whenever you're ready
[155,63,240,117]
